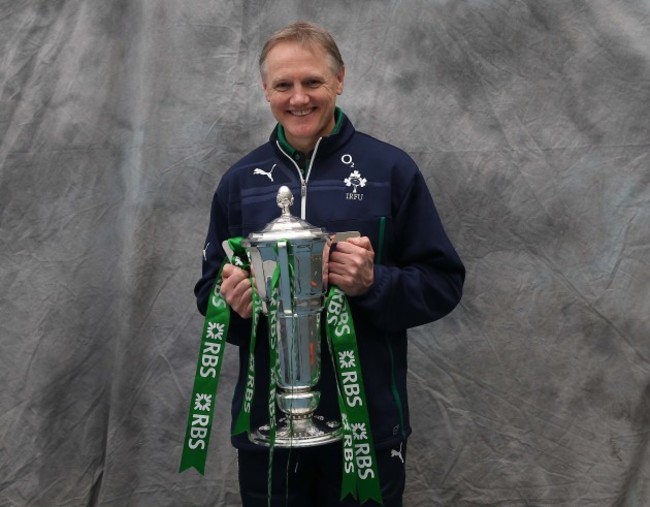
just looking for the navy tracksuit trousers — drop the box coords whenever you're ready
[238,441,407,506]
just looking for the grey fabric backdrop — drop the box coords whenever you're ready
[1,1,649,506]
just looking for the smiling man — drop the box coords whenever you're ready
[194,22,465,507]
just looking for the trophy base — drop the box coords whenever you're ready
[250,415,342,448]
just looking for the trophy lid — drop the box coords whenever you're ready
[246,186,327,243]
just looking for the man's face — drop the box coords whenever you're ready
[262,41,345,153]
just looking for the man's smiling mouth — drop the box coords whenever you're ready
[290,108,315,117]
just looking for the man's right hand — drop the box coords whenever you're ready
[220,264,253,319]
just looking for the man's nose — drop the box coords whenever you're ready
[290,86,309,105]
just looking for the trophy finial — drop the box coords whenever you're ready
[276,186,294,216]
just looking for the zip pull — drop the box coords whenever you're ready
[300,181,307,219]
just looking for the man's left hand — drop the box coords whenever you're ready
[327,236,375,296]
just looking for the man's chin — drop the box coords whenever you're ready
[284,117,317,132]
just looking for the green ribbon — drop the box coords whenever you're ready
[266,275,280,507]
[179,237,253,474]
[232,286,261,435]
[326,285,383,504]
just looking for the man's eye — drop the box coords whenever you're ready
[305,80,322,88]
[274,83,290,91]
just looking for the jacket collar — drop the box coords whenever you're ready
[269,108,355,164]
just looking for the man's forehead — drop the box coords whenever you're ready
[264,42,335,79]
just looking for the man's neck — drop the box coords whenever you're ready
[276,107,344,166]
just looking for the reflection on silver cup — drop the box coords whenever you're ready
[241,186,347,447]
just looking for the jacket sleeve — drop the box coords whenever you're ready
[193,185,250,345]
[349,168,465,334]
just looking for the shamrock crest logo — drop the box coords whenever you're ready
[338,350,356,369]
[351,422,368,441]
[194,393,213,412]
[344,170,367,193]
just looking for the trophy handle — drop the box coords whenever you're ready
[331,231,360,243]
[276,240,293,316]
[221,240,235,262]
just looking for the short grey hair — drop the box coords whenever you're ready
[259,21,345,78]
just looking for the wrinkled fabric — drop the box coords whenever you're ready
[0,1,648,506]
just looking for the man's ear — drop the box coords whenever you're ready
[262,80,270,102]
[336,65,346,95]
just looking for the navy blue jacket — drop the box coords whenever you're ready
[195,113,465,449]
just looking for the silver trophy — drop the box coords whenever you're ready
[239,186,357,447]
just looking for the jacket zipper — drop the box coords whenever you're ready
[275,138,323,220]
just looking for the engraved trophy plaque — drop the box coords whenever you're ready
[241,186,355,447]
